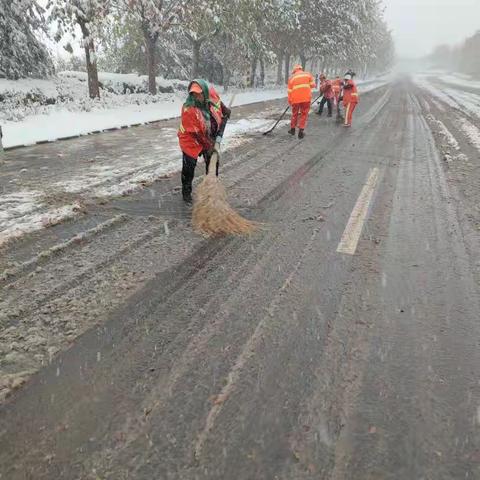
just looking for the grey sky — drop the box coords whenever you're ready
[383,0,480,58]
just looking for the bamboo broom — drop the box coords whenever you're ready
[192,95,257,237]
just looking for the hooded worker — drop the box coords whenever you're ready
[342,72,359,127]
[317,73,334,117]
[178,79,231,203]
[287,64,316,139]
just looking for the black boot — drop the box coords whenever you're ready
[181,153,197,204]
[289,127,295,135]
[298,129,305,139]
[182,188,193,204]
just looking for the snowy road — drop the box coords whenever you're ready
[1,77,480,479]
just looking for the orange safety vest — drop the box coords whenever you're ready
[332,78,342,95]
[343,79,359,105]
[178,84,224,158]
[287,69,316,105]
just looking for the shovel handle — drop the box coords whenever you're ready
[206,142,221,177]
[209,94,235,176]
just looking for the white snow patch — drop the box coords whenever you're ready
[439,74,480,91]
[430,97,446,112]
[1,70,391,149]
[455,117,480,152]
[443,88,480,120]
[426,114,460,150]
[0,203,80,248]
[1,87,286,149]
[413,75,459,110]
[0,117,281,245]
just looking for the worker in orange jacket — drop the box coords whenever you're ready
[287,64,316,139]
[342,72,359,127]
[332,76,343,115]
[178,79,231,203]
[317,73,334,117]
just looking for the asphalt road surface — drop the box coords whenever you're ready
[1,76,480,480]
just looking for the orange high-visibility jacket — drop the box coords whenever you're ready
[332,78,342,95]
[287,69,316,105]
[178,84,224,158]
[343,79,359,105]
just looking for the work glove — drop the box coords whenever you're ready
[215,135,223,145]
[222,105,232,119]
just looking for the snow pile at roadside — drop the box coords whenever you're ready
[1,87,286,149]
[0,70,287,148]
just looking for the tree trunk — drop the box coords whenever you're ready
[84,42,100,99]
[259,57,265,87]
[223,67,231,92]
[192,40,201,78]
[79,21,100,99]
[300,54,307,70]
[284,53,290,84]
[276,49,284,85]
[249,55,258,88]
[145,34,158,95]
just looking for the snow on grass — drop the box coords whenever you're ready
[1,86,286,149]
[58,71,189,93]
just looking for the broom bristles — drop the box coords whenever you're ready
[192,169,258,237]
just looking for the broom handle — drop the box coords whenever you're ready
[208,93,236,176]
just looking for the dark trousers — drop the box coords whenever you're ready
[318,97,333,116]
[181,151,219,197]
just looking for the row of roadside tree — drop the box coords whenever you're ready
[1,0,395,98]
[428,30,480,78]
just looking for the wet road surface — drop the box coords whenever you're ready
[1,78,480,479]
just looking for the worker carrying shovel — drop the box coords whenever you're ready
[287,64,316,139]
[178,79,231,204]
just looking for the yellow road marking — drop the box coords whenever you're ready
[337,167,380,255]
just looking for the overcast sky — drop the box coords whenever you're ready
[383,0,480,58]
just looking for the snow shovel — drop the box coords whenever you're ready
[262,105,290,135]
[192,96,257,237]
[263,92,324,136]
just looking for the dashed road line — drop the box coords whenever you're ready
[337,167,380,255]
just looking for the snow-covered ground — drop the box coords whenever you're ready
[1,72,389,149]
[0,72,390,246]
[0,116,280,247]
[413,74,480,120]
[0,72,286,149]
[414,72,480,157]
[438,73,480,91]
